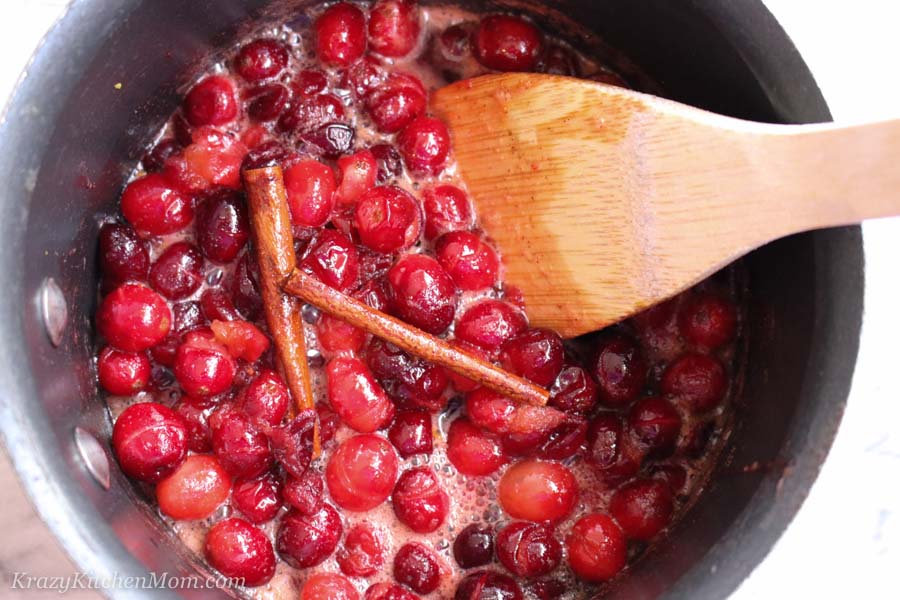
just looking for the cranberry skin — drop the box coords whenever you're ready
[474,15,542,72]
[98,283,172,352]
[195,190,250,263]
[174,330,236,397]
[236,39,289,81]
[184,75,238,127]
[285,160,337,227]
[355,185,422,253]
[205,518,276,586]
[336,149,378,205]
[315,3,367,67]
[592,334,648,406]
[661,353,727,412]
[628,396,681,456]
[284,471,325,515]
[201,288,242,322]
[371,143,404,183]
[498,459,577,522]
[528,579,566,600]
[327,357,396,433]
[501,405,567,456]
[276,504,343,569]
[392,467,449,533]
[157,454,232,520]
[566,514,627,582]
[397,116,451,175]
[439,24,471,60]
[326,434,399,511]
[465,388,516,434]
[366,73,427,133]
[302,573,360,600]
[150,242,204,300]
[447,418,507,477]
[112,403,187,483]
[394,543,441,594]
[609,478,674,541]
[366,583,421,600]
[369,0,421,57]
[455,301,527,356]
[210,409,273,480]
[343,56,385,100]
[278,93,346,136]
[388,410,433,457]
[300,229,360,292]
[99,223,149,284]
[97,347,150,395]
[231,251,263,320]
[498,329,564,387]
[232,472,283,524]
[318,314,368,355]
[241,369,289,426]
[121,173,193,236]
[143,138,182,173]
[496,522,561,578]
[386,254,458,335]
[423,185,473,240]
[247,83,290,122]
[649,464,688,494]
[455,571,523,600]
[175,398,213,453]
[549,364,598,414]
[453,524,494,569]
[678,293,737,349]
[435,231,499,291]
[269,410,318,479]
[337,524,384,577]
[585,414,623,468]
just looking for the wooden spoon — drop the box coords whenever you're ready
[431,73,899,338]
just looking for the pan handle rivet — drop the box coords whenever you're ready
[74,427,111,490]
[39,277,67,347]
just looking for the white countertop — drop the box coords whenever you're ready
[1,1,898,598]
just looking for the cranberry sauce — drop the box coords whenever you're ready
[96,3,744,599]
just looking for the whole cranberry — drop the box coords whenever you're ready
[382,357,449,412]
[315,3,367,66]
[97,347,150,395]
[336,149,378,205]
[591,333,647,406]
[394,543,441,594]
[326,434,399,511]
[392,466,449,533]
[241,369,289,427]
[355,185,422,253]
[318,313,368,355]
[422,185,474,240]
[247,83,291,122]
[174,397,213,452]
[387,254,458,335]
[327,357,396,433]
[112,402,187,482]
[168,126,247,192]
[276,504,343,568]
[474,15,542,72]
[678,293,737,349]
[366,334,416,381]
[232,471,283,524]
[498,328,564,387]
[278,93,346,136]
[302,573,360,600]
[501,405,567,456]
[195,189,250,263]
[435,231,499,291]
[438,24,471,60]
[174,330,236,397]
[337,524,384,577]
[549,364,598,414]
[150,242,204,300]
[466,387,516,434]
[205,518,276,586]
[236,39,289,81]
[455,571,522,600]
[397,116,451,175]
[496,521,561,578]
[120,173,193,236]
[366,583,421,600]
[609,478,674,541]
[210,408,273,480]
[156,455,231,520]
[566,513,627,582]
[498,459,577,523]
[447,418,507,477]
[285,159,337,227]
[97,283,171,352]
[388,410,433,457]
[183,75,238,127]
[649,464,688,494]
[366,73,427,133]
[628,396,681,456]
[300,229,360,292]
[369,0,421,57]
[661,353,727,412]
[453,524,494,569]
[99,223,149,285]
[454,300,527,357]
[284,470,325,515]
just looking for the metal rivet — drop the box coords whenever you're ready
[73,427,111,490]
[302,304,320,324]
[39,277,67,347]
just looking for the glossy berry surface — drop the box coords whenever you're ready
[392,466,449,533]
[112,402,187,483]
[285,160,337,227]
[474,15,542,72]
[337,524,384,577]
[175,330,236,397]
[549,364,598,414]
[302,573,360,600]
[388,410,433,457]
[276,504,343,568]
[284,471,325,515]
[609,478,674,541]
[355,185,422,253]
[210,408,273,480]
[99,223,149,285]
[422,185,473,240]
[97,347,150,395]
[327,357,396,433]
[447,418,507,477]
[241,369,290,426]
[368,0,421,57]
[367,73,427,133]
[495,521,561,578]
[195,189,250,263]
[386,254,458,335]
[498,459,577,522]
[678,293,737,349]
[316,3,367,66]
[326,434,399,511]
[453,524,494,569]
[300,229,360,292]
[236,39,289,82]
[232,472,283,524]
[393,542,441,594]
[205,518,276,586]
[454,301,527,356]
[156,454,232,520]
[435,231,499,291]
[566,513,627,582]
[98,283,172,352]
[628,396,681,456]
[397,116,451,175]
[455,571,522,600]
[498,328,565,387]
[184,75,239,127]
[592,334,648,406]
[661,352,727,412]
[150,242,204,300]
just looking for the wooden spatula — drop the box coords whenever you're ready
[431,73,899,338]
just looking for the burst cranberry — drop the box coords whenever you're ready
[317,402,341,444]
[195,189,249,263]
[453,524,494,569]
[169,126,247,191]
[496,522,561,578]
[336,150,378,205]
[300,229,360,291]
[586,414,643,487]
[231,251,263,319]
[205,518,276,586]
[318,314,368,354]
[175,398,212,453]
[200,288,242,322]
[327,434,399,511]
[388,410,433,457]
[566,514,626,582]
[210,408,273,479]
[143,138,181,173]
[278,93,345,136]
[302,573,359,600]
[549,364,597,414]
[316,3,367,66]
[156,454,231,520]
[435,231,499,291]
[366,73,427,133]
[355,185,422,253]
[394,543,441,594]
[98,283,171,352]
[343,56,385,99]
[530,415,586,461]
[661,353,727,412]
[239,370,288,427]
[366,583,421,600]
[97,347,150,395]
[355,278,390,312]
[174,330,235,397]
[474,15,542,72]
[455,301,527,356]
[397,116,450,175]
[628,396,681,455]
[369,0,421,57]
[386,254,457,335]
[210,319,269,363]
[247,83,291,121]
[422,185,473,240]
[284,471,325,515]
[499,329,564,387]
[120,173,193,236]
[392,467,449,533]
[447,418,507,477]
[149,242,203,300]
[678,293,737,349]
[327,357,396,433]
[592,333,647,406]
[99,223,149,284]
[232,472,282,524]
[284,160,337,227]
[112,402,187,482]
[236,39,289,81]
[371,143,404,183]
[269,410,317,478]
[171,300,203,334]
[498,459,577,522]
[500,405,567,456]
[455,571,522,600]
[466,388,516,434]
[610,478,674,541]
[183,75,238,126]
[276,504,343,568]
[385,359,449,412]
[338,524,384,577]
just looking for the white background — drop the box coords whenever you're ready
[1,1,899,598]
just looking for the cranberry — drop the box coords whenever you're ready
[242,140,292,171]
[540,44,578,76]
[435,231,499,291]
[143,138,181,173]
[343,56,385,100]
[120,173,193,236]
[371,143,404,183]
[678,293,737,349]
[566,514,626,582]
[247,83,291,121]
[232,472,282,524]
[438,24,471,60]
[528,579,567,600]
[284,159,337,227]
[236,39,289,81]
[97,347,150,395]
[447,418,507,477]
[112,402,187,482]
[317,402,341,444]
[156,454,231,520]
[496,522,561,578]
[315,3,367,66]
[171,300,203,334]
[98,283,171,352]
[238,369,288,427]
[355,278,390,312]
[366,583,421,600]
[649,464,688,494]
[591,333,647,406]
[149,242,204,300]
[302,573,359,600]
[194,189,250,263]
[392,466,449,533]
[174,330,236,397]
[327,357,396,433]
[174,398,213,453]
[454,301,527,357]
[231,251,263,320]
[455,571,522,600]
[453,524,494,569]
[498,459,577,522]
[474,15,542,72]
[205,518,276,586]
[369,0,421,57]
[628,396,681,456]
[355,185,422,253]
[388,410,433,457]
[500,405,567,456]
[609,478,674,541]
[300,229,360,292]
[210,408,273,479]
[549,364,598,414]
[536,416,588,460]
[661,353,727,412]
[200,288,242,322]
[278,93,345,136]
[284,470,325,515]
[338,524,384,577]
[335,151,377,206]
[366,73,427,133]
[445,340,492,392]
[465,388,516,434]
[586,414,643,487]
[183,75,238,127]
[276,504,343,568]
[99,223,149,285]
[318,314,368,354]
[498,328,564,387]
[386,254,457,335]
[397,116,451,175]
[422,185,473,240]
[326,434,399,511]
[269,410,317,478]
[393,542,441,594]
[367,341,448,411]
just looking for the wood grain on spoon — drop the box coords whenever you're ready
[432,73,900,337]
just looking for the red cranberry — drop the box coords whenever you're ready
[678,293,737,349]
[453,524,494,569]
[156,454,231,520]
[242,140,292,171]
[231,251,263,320]
[474,15,542,72]
[466,388,516,434]
[297,122,354,158]
[392,466,449,533]
[318,313,368,354]
[200,288,242,322]
[496,521,561,578]
[566,513,626,582]
[393,542,441,594]
[439,24,472,60]
[536,415,588,460]
[366,583,421,600]
[447,418,507,477]
[354,278,390,312]
[338,524,384,577]
[247,83,291,121]
[388,410,433,457]
[454,301,527,357]
[315,3,367,66]
[302,573,360,600]
[166,127,247,192]
[236,39,289,81]
[284,471,325,515]
[387,254,458,335]
[336,149,378,205]
[97,347,150,395]
[372,347,448,412]
[276,504,343,568]
[120,173,193,236]
[143,138,181,173]
[498,459,577,522]
[539,44,577,76]
[240,369,289,427]
[174,398,213,453]
[591,333,647,406]
[609,478,674,541]
[112,402,187,482]
[232,472,283,524]
[270,410,318,478]
[183,75,238,127]
[422,185,473,240]
[435,231,499,291]
[528,579,567,600]
[369,0,421,57]
[98,283,171,352]
[366,336,417,381]
[661,353,727,412]
[498,328,564,387]
[455,571,523,600]
[501,405,567,456]
[299,229,360,292]
[205,517,276,586]
[284,159,337,227]
[326,434,399,511]
[278,93,345,136]
[649,464,688,494]
[628,396,681,456]
[210,408,273,479]
[172,300,203,334]
[586,414,623,468]
[355,185,422,253]
[195,189,250,263]
[343,56,386,99]
[291,69,327,95]
[397,116,451,174]
[371,143,404,183]
[99,223,149,285]
[549,364,598,414]
[174,330,236,397]
[150,242,204,300]
[327,357,396,433]
[366,73,427,133]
